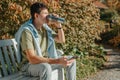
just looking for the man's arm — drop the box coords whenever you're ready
[24,49,74,67]
[54,24,65,43]
[23,49,60,64]
[48,14,65,43]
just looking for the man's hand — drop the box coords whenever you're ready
[48,14,62,28]
[58,56,75,67]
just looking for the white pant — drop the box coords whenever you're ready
[21,60,76,80]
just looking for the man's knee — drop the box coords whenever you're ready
[40,63,52,74]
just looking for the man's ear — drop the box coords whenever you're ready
[34,13,39,19]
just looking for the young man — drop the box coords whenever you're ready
[15,2,76,80]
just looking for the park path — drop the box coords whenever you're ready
[83,45,120,80]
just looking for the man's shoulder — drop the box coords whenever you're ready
[22,29,31,33]
[22,29,32,37]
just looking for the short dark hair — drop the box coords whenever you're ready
[30,2,48,20]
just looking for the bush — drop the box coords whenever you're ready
[0,0,31,39]
[100,9,120,46]
[0,0,104,54]
[53,0,104,56]
[76,56,104,79]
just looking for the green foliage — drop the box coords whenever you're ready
[99,1,120,46]
[76,56,104,79]
[0,0,104,55]
[100,29,117,43]
[0,0,31,38]
[53,0,104,56]
[100,9,120,46]
[100,9,115,22]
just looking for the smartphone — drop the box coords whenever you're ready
[67,56,78,60]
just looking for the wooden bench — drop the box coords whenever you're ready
[0,39,64,80]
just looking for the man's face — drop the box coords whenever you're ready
[37,9,49,24]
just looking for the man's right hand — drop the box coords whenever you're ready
[58,56,75,67]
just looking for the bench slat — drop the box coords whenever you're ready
[3,46,13,74]
[8,45,18,72]
[0,49,8,76]
[0,72,22,80]
[13,76,35,80]
[12,74,31,80]
[0,69,1,77]
[21,77,39,80]
[0,39,17,47]
[0,39,21,63]
[12,41,21,63]
[0,71,39,80]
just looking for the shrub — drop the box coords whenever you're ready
[0,0,105,55]
[54,0,104,56]
[76,56,104,79]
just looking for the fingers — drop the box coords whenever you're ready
[59,56,75,67]
[47,13,61,27]
[52,13,59,17]
[66,59,75,66]
[63,60,72,67]
[63,57,75,67]
[63,56,67,59]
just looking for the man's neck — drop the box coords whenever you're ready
[33,20,43,31]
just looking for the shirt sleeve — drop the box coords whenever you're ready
[20,29,34,51]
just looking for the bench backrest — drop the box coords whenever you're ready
[0,39,21,77]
